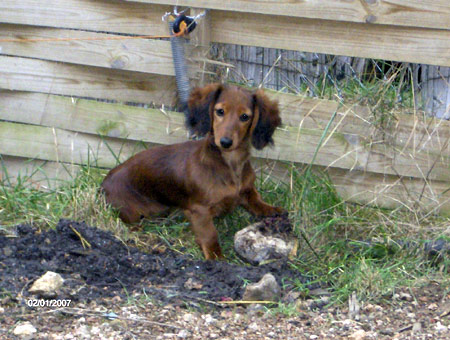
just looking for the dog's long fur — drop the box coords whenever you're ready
[101,84,283,259]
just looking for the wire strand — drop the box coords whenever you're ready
[0,31,186,43]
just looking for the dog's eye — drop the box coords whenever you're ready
[216,108,224,117]
[239,114,250,122]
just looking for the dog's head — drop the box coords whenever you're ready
[187,84,281,151]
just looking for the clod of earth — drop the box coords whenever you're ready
[0,219,318,306]
[234,214,297,265]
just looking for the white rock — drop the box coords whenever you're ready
[75,325,91,340]
[349,329,367,340]
[242,273,281,302]
[29,271,64,297]
[412,322,422,333]
[177,330,190,339]
[13,322,37,338]
[202,314,217,325]
[234,222,296,265]
[435,322,448,332]
[183,313,195,323]
[248,322,259,331]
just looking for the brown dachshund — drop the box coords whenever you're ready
[101,84,284,259]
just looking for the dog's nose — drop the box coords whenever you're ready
[220,137,233,149]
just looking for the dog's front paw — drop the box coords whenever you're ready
[262,205,286,217]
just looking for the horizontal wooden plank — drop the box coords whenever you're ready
[328,167,450,215]
[135,0,450,30]
[0,24,200,77]
[1,91,448,182]
[210,11,450,67]
[0,56,177,105]
[0,91,187,145]
[257,125,449,182]
[0,121,154,169]
[257,160,450,215]
[0,155,80,190]
[270,91,450,159]
[4,90,449,162]
[0,0,171,35]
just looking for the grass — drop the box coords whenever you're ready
[1,59,449,312]
[1,156,449,310]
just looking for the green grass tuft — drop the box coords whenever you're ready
[2,157,448,308]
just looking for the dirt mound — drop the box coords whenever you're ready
[0,219,316,305]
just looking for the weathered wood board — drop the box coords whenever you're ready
[271,91,450,159]
[0,0,171,35]
[0,56,176,106]
[210,11,450,67]
[1,1,448,66]
[0,121,154,169]
[256,160,450,215]
[0,155,81,190]
[135,0,450,30]
[1,91,448,182]
[0,24,200,77]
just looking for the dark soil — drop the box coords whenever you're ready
[0,219,315,305]
[258,212,293,235]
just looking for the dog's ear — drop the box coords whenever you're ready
[251,90,282,150]
[186,83,223,136]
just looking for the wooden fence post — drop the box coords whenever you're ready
[190,8,211,87]
[414,65,450,120]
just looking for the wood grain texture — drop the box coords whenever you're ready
[0,0,171,35]
[269,91,450,159]
[0,56,177,105]
[0,121,153,169]
[0,24,201,77]
[257,160,450,215]
[134,0,450,30]
[1,91,448,182]
[0,155,80,190]
[0,91,187,145]
[210,11,450,67]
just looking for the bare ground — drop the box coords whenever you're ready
[1,220,449,339]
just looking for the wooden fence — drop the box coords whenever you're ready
[0,0,449,214]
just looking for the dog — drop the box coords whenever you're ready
[101,83,284,259]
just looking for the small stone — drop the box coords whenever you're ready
[3,246,12,257]
[399,292,413,301]
[248,322,259,331]
[310,335,319,340]
[247,304,265,317]
[183,313,196,323]
[202,314,217,325]
[349,329,367,340]
[13,322,37,338]
[184,278,203,290]
[428,303,438,310]
[177,329,190,338]
[282,290,301,304]
[412,322,422,333]
[242,273,281,302]
[75,325,91,339]
[29,271,64,298]
[435,322,448,332]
